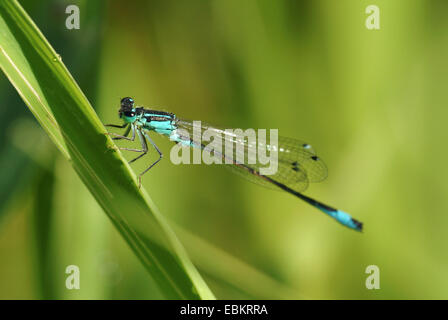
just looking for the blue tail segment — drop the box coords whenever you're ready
[315,205,363,231]
[282,186,363,232]
[252,174,363,232]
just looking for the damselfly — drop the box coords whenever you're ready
[106,97,363,232]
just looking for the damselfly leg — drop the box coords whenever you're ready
[126,130,163,188]
[138,132,163,181]
[107,124,163,188]
[126,130,148,163]
[105,123,135,141]
[105,123,128,129]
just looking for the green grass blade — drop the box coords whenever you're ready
[0,0,214,300]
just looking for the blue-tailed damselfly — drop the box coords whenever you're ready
[106,97,363,232]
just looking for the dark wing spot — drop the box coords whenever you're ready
[311,156,319,161]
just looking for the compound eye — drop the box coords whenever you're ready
[120,97,135,108]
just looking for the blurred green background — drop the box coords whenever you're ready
[0,0,447,299]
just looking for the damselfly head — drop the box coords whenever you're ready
[119,97,135,119]
[120,97,134,109]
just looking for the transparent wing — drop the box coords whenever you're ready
[174,120,328,193]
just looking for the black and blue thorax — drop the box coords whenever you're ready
[122,107,177,136]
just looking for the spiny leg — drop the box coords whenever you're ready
[105,123,127,128]
[127,130,148,164]
[106,124,136,141]
[111,124,131,140]
[105,123,129,139]
[137,132,163,188]
[120,147,145,153]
